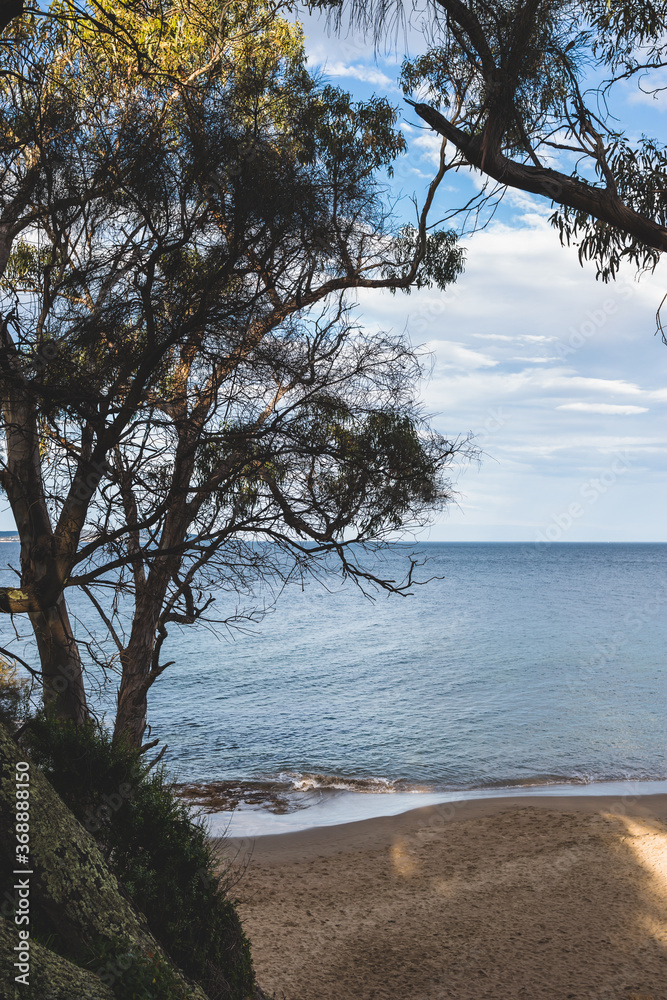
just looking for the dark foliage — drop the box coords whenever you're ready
[86,937,191,1000]
[23,712,254,1000]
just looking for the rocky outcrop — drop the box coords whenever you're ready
[0,723,209,999]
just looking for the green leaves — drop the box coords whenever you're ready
[0,0,468,740]
[584,0,667,70]
[1,238,45,290]
[282,400,456,538]
[550,133,667,279]
[390,0,667,275]
[384,225,465,291]
[297,85,406,174]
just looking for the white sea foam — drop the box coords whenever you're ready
[279,772,408,793]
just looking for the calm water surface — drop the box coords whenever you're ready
[3,543,666,807]
[153,542,667,791]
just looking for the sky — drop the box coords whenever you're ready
[294,4,667,543]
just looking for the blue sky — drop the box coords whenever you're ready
[296,5,667,542]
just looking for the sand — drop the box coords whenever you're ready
[214,793,667,1000]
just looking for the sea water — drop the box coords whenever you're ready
[2,542,666,832]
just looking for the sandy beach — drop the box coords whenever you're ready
[215,794,667,1000]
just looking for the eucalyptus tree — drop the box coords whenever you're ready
[0,1,467,744]
[333,0,667,283]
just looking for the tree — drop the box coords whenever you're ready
[336,0,667,283]
[0,1,468,745]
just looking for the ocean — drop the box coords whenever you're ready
[3,542,667,833]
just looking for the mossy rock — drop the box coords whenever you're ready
[21,714,257,1000]
[0,723,209,999]
[0,916,115,999]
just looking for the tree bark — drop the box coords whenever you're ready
[113,420,201,748]
[114,603,160,748]
[1,325,88,723]
[29,597,88,725]
[410,102,667,255]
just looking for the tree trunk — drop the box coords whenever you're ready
[1,334,88,724]
[29,596,88,724]
[0,1,24,36]
[114,602,161,748]
[114,419,202,748]
[114,656,151,749]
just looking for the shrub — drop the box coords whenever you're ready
[0,659,31,730]
[22,713,255,1000]
[87,937,191,1000]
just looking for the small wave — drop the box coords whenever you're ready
[175,780,303,815]
[175,772,430,814]
[176,769,667,817]
[278,771,409,793]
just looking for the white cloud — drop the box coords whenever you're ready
[471,333,516,342]
[472,333,556,345]
[556,403,650,415]
[320,61,394,87]
[502,435,667,455]
[411,133,447,166]
[428,341,498,369]
[536,374,648,397]
[510,356,558,363]
[296,3,427,67]
[351,221,667,539]
[625,69,667,110]
[286,19,667,541]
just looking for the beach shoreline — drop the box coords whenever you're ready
[200,778,667,838]
[216,793,667,999]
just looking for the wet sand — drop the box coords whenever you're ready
[215,794,667,1000]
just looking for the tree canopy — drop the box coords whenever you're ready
[331,0,667,283]
[0,0,468,744]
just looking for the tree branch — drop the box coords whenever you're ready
[408,100,667,253]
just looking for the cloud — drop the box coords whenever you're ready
[428,341,498,369]
[284,24,667,541]
[347,220,667,540]
[556,403,649,415]
[471,333,516,342]
[538,374,648,397]
[503,435,666,455]
[472,333,556,344]
[297,4,427,68]
[411,133,447,165]
[511,356,559,363]
[320,61,394,87]
[624,69,667,110]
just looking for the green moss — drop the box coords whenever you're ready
[1,724,151,957]
[0,918,116,1000]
